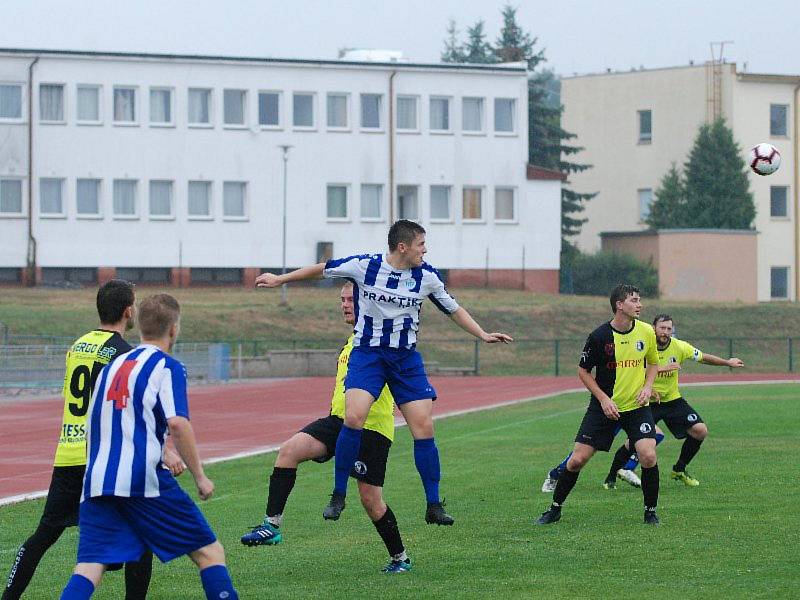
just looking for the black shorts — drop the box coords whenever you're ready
[575,404,657,452]
[651,398,704,439]
[39,465,85,529]
[300,415,391,487]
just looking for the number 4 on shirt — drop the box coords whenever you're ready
[107,360,137,410]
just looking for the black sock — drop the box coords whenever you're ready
[372,506,404,557]
[641,464,659,510]
[553,468,580,506]
[3,523,64,599]
[123,550,153,600]
[606,443,631,482]
[673,437,703,472]
[265,467,297,519]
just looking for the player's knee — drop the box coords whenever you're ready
[690,423,708,440]
[566,453,588,471]
[358,487,385,520]
[638,448,657,468]
[190,541,226,570]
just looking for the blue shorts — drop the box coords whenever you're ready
[77,479,216,564]
[345,346,436,405]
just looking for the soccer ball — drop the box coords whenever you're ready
[748,143,781,176]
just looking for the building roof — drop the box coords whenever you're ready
[601,228,757,237]
[564,62,799,82]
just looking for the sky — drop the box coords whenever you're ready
[3,0,799,76]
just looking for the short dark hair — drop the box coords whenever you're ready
[652,313,673,327]
[138,294,181,339]
[96,279,135,325]
[388,219,426,252]
[609,284,640,314]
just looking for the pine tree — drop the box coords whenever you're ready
[441,19,466,63]
[463,20,496,64]
[646,164,688,229]
[494,4,544,68]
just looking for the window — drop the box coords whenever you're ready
[495,188,516,221]
[188,181,212,218]
[258,91,280,127]
[360,184,382,220]
[494,98,515,133]
[638,188,654,222]
[462,187,483,221]
[190,268,243,285]
[116,267,171,284]
[113,179,138,217]
[361,93,382,129]
[430,97,450,131]
[0,179,23,214]
[113,87,136,123]
[293,93,314,128]
[39,178,64,216]
[149,180,173,218]
[0,268,22,283]
[397,185,419,220]
[39,84,64,122]
[771,266,789,299]
[76,85,100,123]
[770,104,788,137]
[430,185,451,221]
[188,88,211,125]
[41,267,96,285]
[76,179,101,217]
[0,84,23,120]
[327,185,348,220]
[771,186,789,218]
[638,109,652,142]
[462,97,484,132]
[224,89,246,126]
[397,96,418,130]
[223,182,246,219]
[149,88,173,125]
[327,93,348,129]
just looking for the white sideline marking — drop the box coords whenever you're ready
[2,378,796,507]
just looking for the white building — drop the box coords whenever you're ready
[0,48,561,291]
[562,63,799,301]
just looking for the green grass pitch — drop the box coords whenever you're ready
[1,383,797,598]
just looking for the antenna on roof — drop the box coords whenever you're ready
[707,41,734,122]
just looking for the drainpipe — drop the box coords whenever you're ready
[388,70,397,224]
[26,57,39,287]
[794,81,800,301]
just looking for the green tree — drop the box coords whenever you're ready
[646,163,688,229]
[493,4,544,68]
[441,19,466,63]
[463,20,496,64]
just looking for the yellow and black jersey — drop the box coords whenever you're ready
[654,337,703,403]
[579,320,658,413]
[330,335,395,441]
[55,329,131,467]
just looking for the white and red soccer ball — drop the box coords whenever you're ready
[748,143,781,176]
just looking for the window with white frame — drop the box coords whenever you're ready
[770,186,789,218]
[430,97,450,131]
[638,188,654,222]
[494,98,515,133]
[327,93,348,128]
[113,179,138,217]
[327,185,348,219]
[397,185,419,220]
[224,89,246,126]
[76,179,101,216]
[397,95,418,130]
[771,266,789,299]
[113,87,136,123]
[76,85,100,123]
[430,185,451,221]
[494,187,516,221]
[149,88,173,125]
[149,180,173,218]
[258,91,280,127]
[0,178,23,214]
[188,88,211,125]
[293,93,314,127]
[638,109,652,142]
[770,104,788,137]
[223,182,246,218]
[361,93,382,129]
[39,84,65,122]
[0,84,23,120]
[462,97,484,132]
[39,178,64,215]
[462,187,483,221]
[360,184,382,220]
[188,181,212,218]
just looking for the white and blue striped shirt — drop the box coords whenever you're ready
[83,344,189,499]
[323,253,460,348]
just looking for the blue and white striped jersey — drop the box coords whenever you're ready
[323,253,460,348]
[83,344,189,499]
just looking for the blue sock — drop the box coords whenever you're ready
[413,438,441,504]
[333,425,362,495]
[60,574,95,599]
[623,432,665,471]
[200,565,238,600]
[551,452,573,478]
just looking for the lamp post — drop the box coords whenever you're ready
[278,144,292,305]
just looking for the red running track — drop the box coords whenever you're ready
[1,373,796,503]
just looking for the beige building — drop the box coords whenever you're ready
[562,63,799,302]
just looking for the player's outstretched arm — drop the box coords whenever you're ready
[168,416,214,500]
[701,353,744,368]
[448,307,513,343]
[255,263,326,288]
